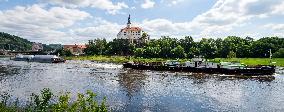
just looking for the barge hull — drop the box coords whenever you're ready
[123,63,275,76]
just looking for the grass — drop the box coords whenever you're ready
[210,58,284,67]
[65,55,284,67]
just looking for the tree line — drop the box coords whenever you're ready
[2,31,283,58]
[83,36,284,58]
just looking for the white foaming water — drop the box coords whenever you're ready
[66,60,123,69]
[83,63,123,69]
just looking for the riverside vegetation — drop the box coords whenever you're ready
[66,55,284,67]
[2,31,284,66]
[65,36,284,66]
[0,88,107,112]
[81,36,284,59]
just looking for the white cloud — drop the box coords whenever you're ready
[135,0,284,39]
[141,0,155,9]
[264,24,284,31]
[160,0,184,6]
[44,0,128,15]
[2,0,284,44]
[71,18,123,41]
[272,1,284,15]
[171,0,184,5]
[70,0,284,41]
[136,19,192,38]
[71,19,193,40]
[131,6,136,10]
[188,0,284,37]
[0,4,91,44]
[71,18,193,41]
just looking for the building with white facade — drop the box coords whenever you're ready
[117,15,150,43]
[32,43,43,51]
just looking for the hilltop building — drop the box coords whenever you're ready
[32,43,43,51]
[63,44,87,55]
[117,15,150,44]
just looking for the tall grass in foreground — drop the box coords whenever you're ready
[0,88,107,112]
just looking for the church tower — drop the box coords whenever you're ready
[117,14,150,44]
[127,14,131,28]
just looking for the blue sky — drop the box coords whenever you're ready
[0,0,283,44]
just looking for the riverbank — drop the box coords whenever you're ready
[211,58,284,67]
[65,55,284,67]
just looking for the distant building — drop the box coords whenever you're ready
[117,15,150,44]
[63,44,87,55]
[32,43,43,51]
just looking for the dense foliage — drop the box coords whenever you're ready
[0,88,107,112]
[84,36,284,59]
[273,48,284,58]
[0,32,33,51]
[52,49,73,56]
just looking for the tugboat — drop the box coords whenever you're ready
[123,58,276,76]
[13,54,65,63]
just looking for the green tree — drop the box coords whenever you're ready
[106,39,134,56]
[84,39,107,55]
[273,48,284,58]
[157,36,178,58]
[144,46,161,58]
[227,51,236,58]
[134,48,144,57]
[54,49,72,56]
[179,36,195,58]
[199,38,217,59]
[141,32,148,43]
[170,45,186,58]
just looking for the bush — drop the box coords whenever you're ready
[0,88,108,112]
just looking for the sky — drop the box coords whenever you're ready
[0,0,284,44]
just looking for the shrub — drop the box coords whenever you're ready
[0,88,108,112]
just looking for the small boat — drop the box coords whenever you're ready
[123,58,276,76]
[13,54,65,63]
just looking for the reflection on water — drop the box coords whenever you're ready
[0,58,284,112]
[118,70,147,98]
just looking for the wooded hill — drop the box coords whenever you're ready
[0,32,32,51]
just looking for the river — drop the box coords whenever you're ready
[0,58,284,112]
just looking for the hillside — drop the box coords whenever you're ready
[0,32,33,51]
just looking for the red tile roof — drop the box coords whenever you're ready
[121,27,142,32]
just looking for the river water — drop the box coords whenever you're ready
[0,58,284,112]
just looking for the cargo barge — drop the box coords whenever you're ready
[123,58,276,76]
[12,54,65,63]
